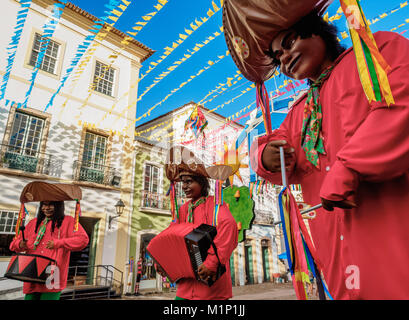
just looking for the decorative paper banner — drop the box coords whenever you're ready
[0,0,32,100]
[125,0,169,38]
[138,26,224,102]
[71,1,135,118]
[139,0,223,81]
[123,49,230,132]
[62,0,131,116]
[44,0,125,112]
[21,0,68,109]
[199,70,244,105]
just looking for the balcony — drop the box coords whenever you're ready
[140,190,170,212]
[73,160,120,187]
[253,209,274,225]
[0,144,63,177]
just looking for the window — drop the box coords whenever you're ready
[93,61,115,96]
[3,111,45,172]
[0,210,22,256]
[79,132,108,184]
[28,33,60,74]
[143,164,160,194]
[82,132,107,167]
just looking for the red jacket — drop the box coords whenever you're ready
[174,196,238,300]
[250,31,409,299]
[9,216,89,294]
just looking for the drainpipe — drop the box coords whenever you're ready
[124,141,137,295]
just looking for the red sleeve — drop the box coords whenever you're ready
[9,219,36,253]
[320,32,409,201]
[203,204,238,272]
[249,109,299,185]
[53,217,89,251]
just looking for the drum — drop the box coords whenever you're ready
[4,253,56,283]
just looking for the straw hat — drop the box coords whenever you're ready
[222,0,332,83]
[165,146,232,182]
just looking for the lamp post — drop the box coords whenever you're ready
[109,199,125,230]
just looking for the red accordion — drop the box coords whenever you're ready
[147,223,225,286]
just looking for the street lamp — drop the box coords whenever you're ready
[109,199,125,230]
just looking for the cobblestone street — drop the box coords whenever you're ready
[121,282,306,300]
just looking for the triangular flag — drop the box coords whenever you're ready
[18,255,34,274]
[37,258,52,277]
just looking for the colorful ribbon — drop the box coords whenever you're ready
[278,187,332,300]
[340,0,395,106]
[74,200,81,232]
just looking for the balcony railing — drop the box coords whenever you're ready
[140,190,171,211]
[73,160,119,186]
[140,191,190,213]
[253,209,274,225]
[0,144,63,177]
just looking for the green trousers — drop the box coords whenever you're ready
[24,292,61,300]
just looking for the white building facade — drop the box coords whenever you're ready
[0,0,153,297]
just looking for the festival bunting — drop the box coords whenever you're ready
[21,0,68,109]
[44,0,126,112]
[138,26,224,102]
[0,0,32,100]
[122,49,230,133]
[59,0,131,118]
[139,0,223,82]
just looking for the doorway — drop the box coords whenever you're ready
[244,242,254,284]
[68,217,99,285]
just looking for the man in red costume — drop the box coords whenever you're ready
[160,146,238,300]
[241,10,409,299]
[10,201,89,300]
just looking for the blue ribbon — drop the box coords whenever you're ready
[0,0,32,100]
[44,0,121,112]
[21,0,68,109]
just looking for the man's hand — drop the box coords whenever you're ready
[19,240,28,250]
[261,140,295,173]
[321,198,357,211]
[197,264,216,282]
[45,240,55,249]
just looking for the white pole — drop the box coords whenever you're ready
[279,146,287,187]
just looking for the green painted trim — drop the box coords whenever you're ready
[87,220,99,285]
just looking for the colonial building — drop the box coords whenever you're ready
[0,0,153,298]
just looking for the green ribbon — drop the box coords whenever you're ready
[187,197,206,223]
[33,217,49,250]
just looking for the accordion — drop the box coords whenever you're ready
[146,223,226,286]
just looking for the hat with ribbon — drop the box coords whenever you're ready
[165,145,232,182]
[222,0,395,105]
[222,0,331,84]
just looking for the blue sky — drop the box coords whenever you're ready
[68,0,409,128]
